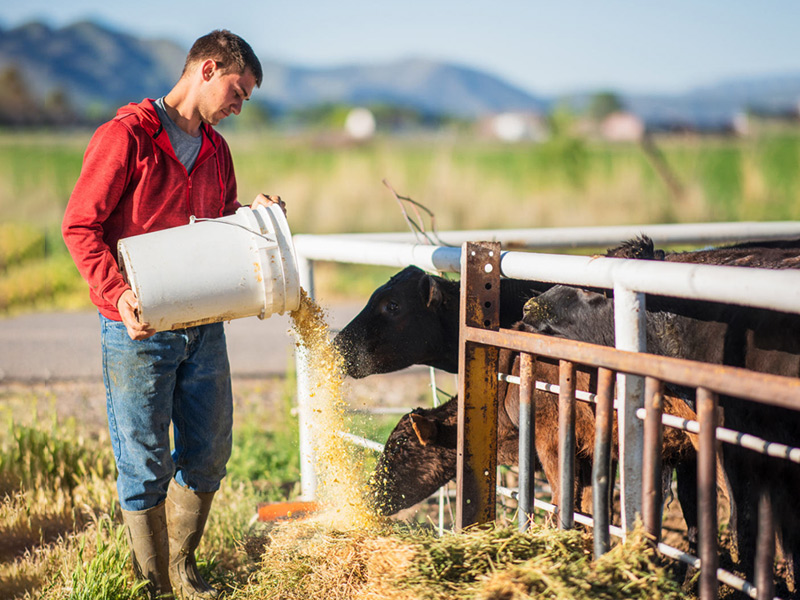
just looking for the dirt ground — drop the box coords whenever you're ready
[0,369,440,443]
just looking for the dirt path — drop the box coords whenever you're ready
[0,302,365,382]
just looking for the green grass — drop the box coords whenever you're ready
[63,518,147,600]
[1,128,799,316]
[0,419,114,497]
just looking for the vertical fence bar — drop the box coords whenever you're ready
[429,367,446,536]
[697,387,719,600]
[296,255,317,501]
[456,242,501,530]
[592,367,615,557]
[755,488,775,600]
[642,377,664,544]
[518,352,535,532]
[613,284,647,534]
[558,359,576,530]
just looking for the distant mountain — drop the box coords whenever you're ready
[621,73,800,129]
[0,20,186,111]
[260,58,549,117]
[0,20,548,120]
[1,19,799,127]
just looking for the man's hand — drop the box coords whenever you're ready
[117,289,156,340]
[251,193,287,216]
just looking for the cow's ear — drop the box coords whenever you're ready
[419,274,445,309]
[410,413,438,446]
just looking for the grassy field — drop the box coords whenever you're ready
[1,128,799,315]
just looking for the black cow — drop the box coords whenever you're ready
[334,265,552,377]
[606,234,800,269]
[522,283,800,597]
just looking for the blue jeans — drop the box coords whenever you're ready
[100,314,233,511]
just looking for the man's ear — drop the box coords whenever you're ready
[410,413,437,446]
[201,59,217,81]
[419,274,444,309]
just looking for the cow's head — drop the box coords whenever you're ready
[367,399,458,516]
[334,266,460,378]
[521,285,615,346]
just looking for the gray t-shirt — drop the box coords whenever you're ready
[153,97,202,173]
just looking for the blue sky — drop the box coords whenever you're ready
[2,1,799,96]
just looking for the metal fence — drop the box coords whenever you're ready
[457,241,800,600]
[292,221,800,600]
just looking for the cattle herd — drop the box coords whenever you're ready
[332,236,800,598]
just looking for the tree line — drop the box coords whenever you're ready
[0,66,79,127]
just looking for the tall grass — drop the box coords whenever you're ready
[61,518,148,600]
[0,381,304,599]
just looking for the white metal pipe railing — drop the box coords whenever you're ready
[612,285,647,531]
[294,236,800,317]
[297,255,318,501]
[295,220,800,249]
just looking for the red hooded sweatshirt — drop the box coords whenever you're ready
[62,99,241,321]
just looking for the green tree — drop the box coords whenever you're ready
[588,91,624,121]
[0,66,42,125]
[43,87,77,125]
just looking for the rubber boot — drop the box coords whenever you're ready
[166,480,220,599]
[121,502,173,599]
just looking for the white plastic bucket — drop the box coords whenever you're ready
[117,205,300,332]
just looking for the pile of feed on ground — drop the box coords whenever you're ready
[237,517,683,599]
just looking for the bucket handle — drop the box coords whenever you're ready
[189,215,276,244]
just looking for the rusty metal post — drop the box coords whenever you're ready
[456,241,501,530]
[697,387,719,600]
[518,352,535,532]
[642,377,664,544]
[558,360,576,530]
[592,367,615,558]
[755,487,775,600]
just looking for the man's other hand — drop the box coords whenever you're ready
[251,193,286,216]
[117,289,156,340]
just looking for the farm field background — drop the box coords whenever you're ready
[2,128,800,315]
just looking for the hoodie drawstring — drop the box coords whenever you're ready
[216,152,224,217]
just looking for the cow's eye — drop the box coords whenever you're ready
[384,300,400,314]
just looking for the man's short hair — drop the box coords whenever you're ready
[183,30,263,87]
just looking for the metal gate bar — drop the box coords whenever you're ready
[592,367,616,557]
[456,241,501,530]
[517,352,536,532]
[698,388,720,600]
[642,376,664,543]
[558,359,576,530]
[464,326,800,408]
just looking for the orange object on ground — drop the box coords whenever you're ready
[257,500,319,522]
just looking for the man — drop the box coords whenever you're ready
[62,30,283,599]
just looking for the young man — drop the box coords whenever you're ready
[62,30,283,599]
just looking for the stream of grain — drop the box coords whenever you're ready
[289,290,379,530]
